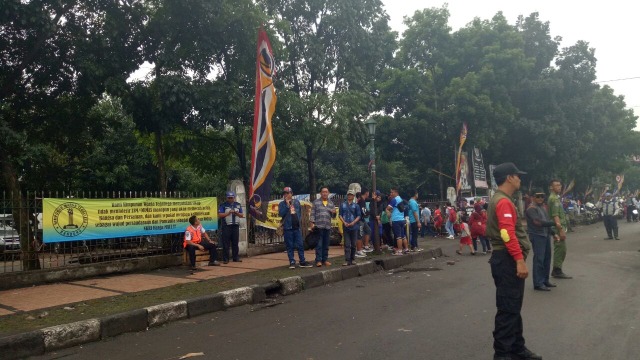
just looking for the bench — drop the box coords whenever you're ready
[183,249,211,266]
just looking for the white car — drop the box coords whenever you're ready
[0,214,21,255]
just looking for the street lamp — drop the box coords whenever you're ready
[365,117,380,252]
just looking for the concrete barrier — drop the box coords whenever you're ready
[278,276,304,295]
[300,272,325,289]
[249,284,269,303]
[187,294,225,318]
[220,286,253,308]
[321,268,343,284]
[42,319,101,351]
[376,257,401,270]
[341,265,360,280]
[100,308,148,339]
[146,301,188,327]
[356,261,378,276]
[0,330,45,360]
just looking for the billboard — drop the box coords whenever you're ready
[43,197,217,243]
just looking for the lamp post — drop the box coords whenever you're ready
[365,117,380,253]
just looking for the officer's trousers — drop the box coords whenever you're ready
[490,249,526,356]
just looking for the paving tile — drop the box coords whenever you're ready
[0,308,15,316]
[0,284,121,312]
[70,274,195,293]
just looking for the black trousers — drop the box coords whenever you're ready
[603,215,618,238]
[626,205,637,222]
[222,225,240,261]
[489,249,526,356]
[185,241,217,267]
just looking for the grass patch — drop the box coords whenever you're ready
[0,259,337,337]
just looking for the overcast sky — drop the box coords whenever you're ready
[382,0,640,126]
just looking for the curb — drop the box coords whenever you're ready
[0,247,442,359]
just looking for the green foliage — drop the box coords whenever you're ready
[2,1,638,203]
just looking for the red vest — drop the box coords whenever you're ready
[183,225,202,248]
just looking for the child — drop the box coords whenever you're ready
[433,208,443,236]
[456,214,476,255]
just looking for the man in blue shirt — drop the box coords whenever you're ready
[279,187,313,269]
[218,191,244,264]
[408,191,422,252]
[386,187,408,255]
[340,189,362,266]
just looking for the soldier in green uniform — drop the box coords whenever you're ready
[547,179,572,279]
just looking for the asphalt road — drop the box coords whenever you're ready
[34,220,640,360]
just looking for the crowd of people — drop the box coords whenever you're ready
[178,162,638,359]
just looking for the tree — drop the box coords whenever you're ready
[262,0,396,195]
[0,0,147,269]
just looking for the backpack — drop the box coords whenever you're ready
[396,199,408,213]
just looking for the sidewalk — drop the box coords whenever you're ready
[0,246,345,317]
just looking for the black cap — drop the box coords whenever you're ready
[493,162,526,181]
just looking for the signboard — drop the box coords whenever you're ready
[472,147,488,189]
[489,164,498,189]
[254,199,342,234]
[43,197,218,243]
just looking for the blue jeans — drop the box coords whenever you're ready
[343,229,357,263]
[410,222,419,249]
[315,228,331,263]
[445,220,455,237]
[284,229,306,265]
[529,233,551,287]
[473,235,491,252]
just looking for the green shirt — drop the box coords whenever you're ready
[547,193,567,230]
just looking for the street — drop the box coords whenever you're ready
[34,220,640,360]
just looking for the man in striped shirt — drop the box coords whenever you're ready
[310,187,336,267]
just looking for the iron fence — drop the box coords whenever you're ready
[0,191,219,274]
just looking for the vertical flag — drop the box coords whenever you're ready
[248,28,277,221]
[613,174,624,196]
[455,123,468,193]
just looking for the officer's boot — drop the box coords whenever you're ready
[552,267,572,279]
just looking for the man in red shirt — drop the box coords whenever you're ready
[486,163,541,360]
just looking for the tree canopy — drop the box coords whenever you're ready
[2,1,639,199]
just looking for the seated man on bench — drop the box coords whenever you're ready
[184,215,220,270]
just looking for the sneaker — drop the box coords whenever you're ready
[402,249,409,254]
[416,248,424,252]
[409,248,416,252]
[355,250,367,258]
[363,246,374,253]
[343,262,349,266]
[351,260,357,265]
[392,251,403,256]
[208,261,221,266]
[447,235,454,239]
[456,250,462,255]
[289,263,296,269]
[299,262,313,268]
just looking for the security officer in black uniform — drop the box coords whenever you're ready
[218,191,244,264]
[486,163,542,360]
